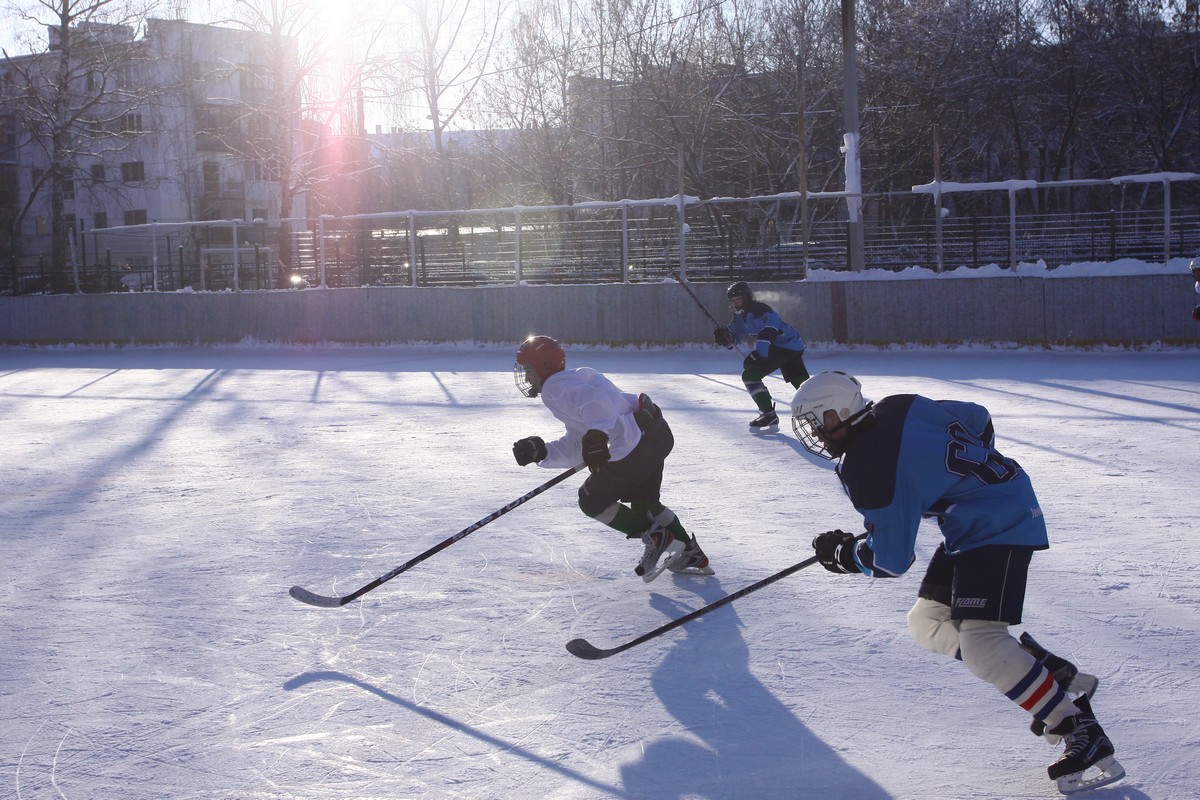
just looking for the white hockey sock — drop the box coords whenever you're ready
[959,620,1075,729]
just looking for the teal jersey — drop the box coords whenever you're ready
[837,395,1048,577]
[728,301,805,357]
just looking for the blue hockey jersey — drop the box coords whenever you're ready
[836,394,1048,577]
[727,300,806,357]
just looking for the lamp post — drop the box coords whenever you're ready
[842,0,865,271]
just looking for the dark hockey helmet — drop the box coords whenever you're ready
[515,334,566,397]
[727,281,753,312]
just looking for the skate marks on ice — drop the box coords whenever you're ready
[282,671,620,795]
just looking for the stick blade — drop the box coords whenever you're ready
[565,638,614,660]
[289,585,349,608]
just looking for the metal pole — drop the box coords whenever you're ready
[1008,188,1018,271]
[677,147,687,279]
[514,207,523,283]
[1162,177,1172,265]
[407,212,417,287]
[842,0,865,271]
[234,219,244,291]
[152,222,160,291]
[319,215,328,287]
[933,124,944,273]
[797,47,810,280]
[621,203,630,283]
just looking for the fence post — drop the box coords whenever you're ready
[514,206,523,283]
[1162,176,1172,265]
[232,219,241,292]
[621,202,630,283]
[318,215,328,288]
[677,192,688,280]
[407,212,417,287]
[1008,187,1018,270]
[152,222,159,291]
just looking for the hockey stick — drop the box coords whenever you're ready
[290,463,585,608]
[566,554,821,659]
[670,270,727,329]
[670,271,748,358]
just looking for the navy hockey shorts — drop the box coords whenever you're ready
[577,417,673,517]
[741,345,810,386]
[917,543,1034,624]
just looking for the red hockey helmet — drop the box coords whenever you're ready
[514,335,566,397]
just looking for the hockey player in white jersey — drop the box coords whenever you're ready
[511,335,712,582]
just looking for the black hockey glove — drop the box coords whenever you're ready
[812,529,861,574]
[713,326,735,348]
[1193,304,1200,322]
[743,351,767,371]
[513,436,547,466]
[581,429,610,473]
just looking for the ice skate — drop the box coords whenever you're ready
[666,535,715,576]
[749,409,779,431]
[635,526,684,583]
[1046,694,1125,794]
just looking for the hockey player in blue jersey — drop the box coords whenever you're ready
[789,371,1124,795]
[511,335,713,582]
[713,281,810,430]
[1190,257,1199,321]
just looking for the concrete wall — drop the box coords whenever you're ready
[2,276,1197,347]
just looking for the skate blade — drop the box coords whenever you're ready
[669,564,716,576]
[1055,755,1125,795]
[1066,672,1099,698]
[638,540,685,583]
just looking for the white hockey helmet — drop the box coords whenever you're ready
[790,371,871,459]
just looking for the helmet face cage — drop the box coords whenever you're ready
[514,360,537,397]
[791,411,836,460]
[789,371,867,459]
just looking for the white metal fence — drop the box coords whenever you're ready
[10,172,1200,294]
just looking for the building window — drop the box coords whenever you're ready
[120,113,143,133]
[91,163,105,182]
[251,208,268,222]
[62,177,74,200]
[123,209,147,226]
[203,161,220,194]
[121,161,145,182]
[93,211,108,229]
[64,213,76,232]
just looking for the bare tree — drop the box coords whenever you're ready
[372,0,504,211]
[1,0,154,290]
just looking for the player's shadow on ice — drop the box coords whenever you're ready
[619,578,891,800]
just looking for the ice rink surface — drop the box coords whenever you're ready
[1,343,1196,799]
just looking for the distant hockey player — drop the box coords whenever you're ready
[1191,257,1200,321]
[713,281,810,430]
[511,335,713,582]
[789,370,1124,795]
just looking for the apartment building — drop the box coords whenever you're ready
[1,18,307,288]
